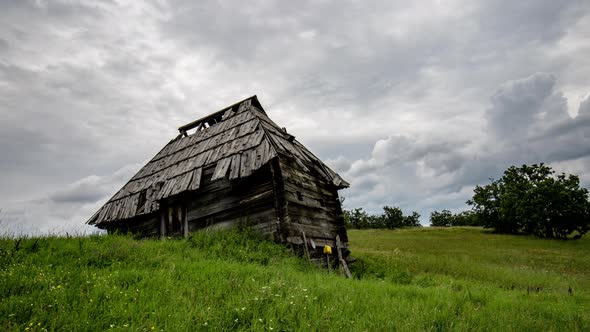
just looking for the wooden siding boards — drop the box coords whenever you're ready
[89,95,349,251]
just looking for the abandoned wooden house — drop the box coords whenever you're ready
[87,95,350,255]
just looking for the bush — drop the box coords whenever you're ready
[467,163,590,239]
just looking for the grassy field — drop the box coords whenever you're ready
[1,227,589,331]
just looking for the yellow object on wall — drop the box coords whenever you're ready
[323,245,332,255]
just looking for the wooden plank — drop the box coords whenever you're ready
[97,202,112,223]
[269,159,286,241]
[193,149,212,169]
[167,171,193,197]
[238,99,251,112]
[302,231,311,262]
[188,167,202,191]
[222,107,235,120]
[157,177,176,200]
[228,153,241,179]
[336,235,352,278]
[160,209,166,239]
[238,189,273,205]
[211,156,232,181]
[286,203,339,223]
[183,205,188,238]
[251,140,267,172]
[204,145,223,166]
[240,150,253,178]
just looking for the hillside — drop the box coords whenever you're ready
[1,228,589,331]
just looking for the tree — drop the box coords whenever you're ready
[403,211,422,227]
[452,210,481,226]
[343,205,423,229]
[343,208,372,229]
[430,210,453,227]
[468,163,590,239]
[382,206,404,229]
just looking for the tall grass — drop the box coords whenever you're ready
[1,228,588,331]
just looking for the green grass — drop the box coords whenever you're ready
[1,227,589,331]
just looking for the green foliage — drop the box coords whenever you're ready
[343,206,422,229]
[1,228,589,331]
[430,210,481,227]
[468,163,590,239]
[430,209,454,227]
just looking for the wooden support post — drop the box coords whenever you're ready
[177,206,183,237]
[269,159,286,242]
[183,206,189,239]
[168,207,174,235]
[160,209,166,240]
[301,231,311,262]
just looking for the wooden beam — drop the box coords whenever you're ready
[269,159,286,242]
[160,209,166,240]
[183,205,189,238]
[177,95,258,133]
[336,235,352,278]
[301,231,311,262]
[168,207,174,235]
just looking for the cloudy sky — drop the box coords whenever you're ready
[1,0,589,235]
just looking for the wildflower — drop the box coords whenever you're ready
[204,322,208,326]
[151,326,155,330]
[241,307,246,311]
[269,328,274,330]
[258,319,263,323]
[234,319,239,323]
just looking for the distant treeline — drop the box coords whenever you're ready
[342,206,421,229]
[429,210,482,227]
[342,163,590,239]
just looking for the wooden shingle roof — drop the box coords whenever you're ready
[88,96,348,226]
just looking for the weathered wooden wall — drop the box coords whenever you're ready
[103,155,347,255]
[185,163,279,239]
[277,156,348,249]
[104,214,160,237]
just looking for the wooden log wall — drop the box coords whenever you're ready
[185,163,280,239]
[277,156,348,249]
[105,214,160,237]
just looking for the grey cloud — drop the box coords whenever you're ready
[340,73,590,220]
[579,94,590,116]
[50,176,113,203]
[477,0,586,44]
[1,1,589,232]
[1,164,137,236]
[486,72,556,139]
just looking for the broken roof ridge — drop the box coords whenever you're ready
[178,95,263,134]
